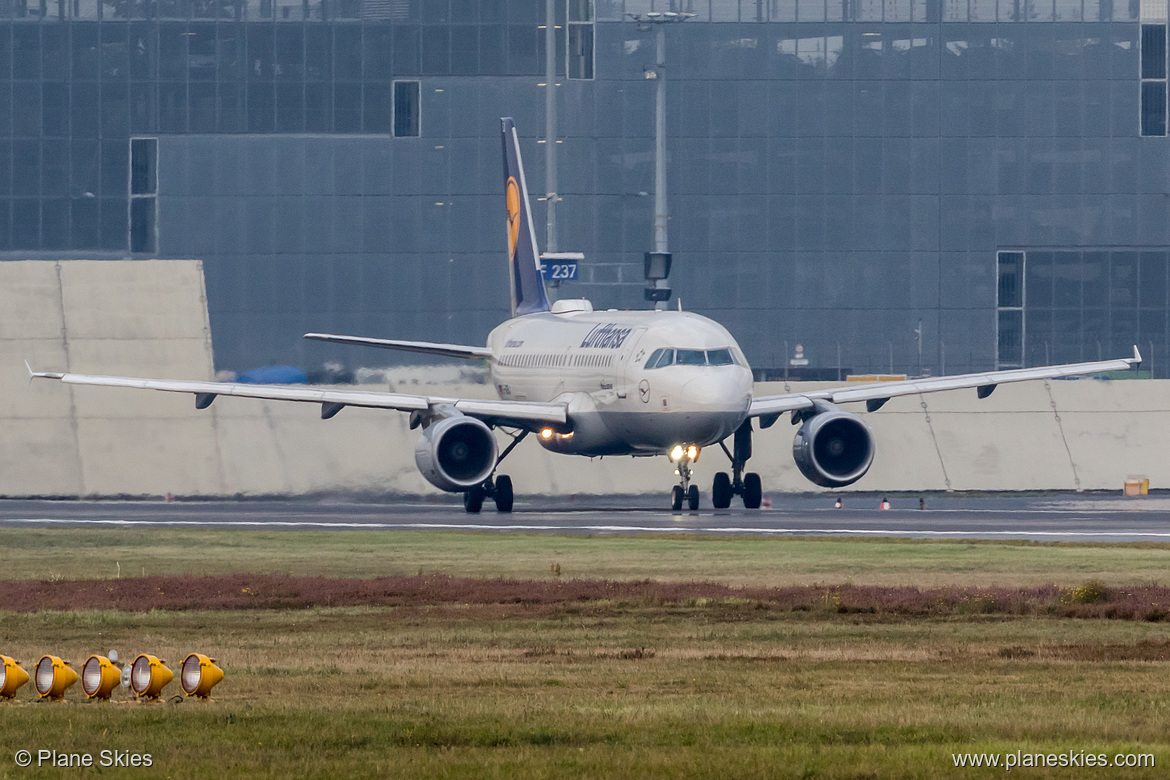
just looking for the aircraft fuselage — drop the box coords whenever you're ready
[487,306,754,456]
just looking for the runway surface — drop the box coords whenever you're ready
[2,493,1170,541]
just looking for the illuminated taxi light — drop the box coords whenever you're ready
[670,445,684,461]
[34,656,78,700]
[540,428,554,439]
[81,655,122,701]
[180,653,224,699]
[130,654,173,700]
[1,656,30,699]
[687,445,699,460]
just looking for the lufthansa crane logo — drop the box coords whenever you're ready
[506,176,521,260]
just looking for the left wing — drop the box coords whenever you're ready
[749,347,1141,420]
[28,370,567,430]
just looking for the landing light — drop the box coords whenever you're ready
[180,653,224,699]
[687,445,699,461]
[130,654,173,700]
[540,428,554,439]
[81,654,122,700]
[35,655,78,700]
[1,656,29,699]
[670,445,684,462]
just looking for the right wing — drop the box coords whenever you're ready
[303,333,492,361]
[28,370,566,430]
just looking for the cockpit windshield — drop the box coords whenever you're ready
[644,347,741,369]
[707,349,734,366]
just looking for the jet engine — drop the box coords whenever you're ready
[414,415,498,492]
[792,408,875,488]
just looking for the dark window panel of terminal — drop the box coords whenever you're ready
[275,24,303,80]
[333,24,360,78]
[392,24,420,74]
[41,25,66,81]
[128,23,156,79]
[247,82,275,131]
[275,82,304,131]
[422,25,450,74]
[0,26,9,80]
[12,197,36,246]
[332,80,359,131]
[69,198,95,250]
[41,196,65,249]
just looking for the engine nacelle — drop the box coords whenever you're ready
[792,409,875,488]
[413,415,498,492]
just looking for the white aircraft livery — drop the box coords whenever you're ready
[32,118,1141,513]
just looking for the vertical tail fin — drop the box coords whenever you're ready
[501,117,551,317]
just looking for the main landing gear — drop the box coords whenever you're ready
[462,430,526,514]
[712,420,763,509]
[463,474,513,514]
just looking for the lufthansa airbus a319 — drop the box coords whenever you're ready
[31,119,1141,512]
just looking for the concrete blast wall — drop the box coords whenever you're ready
[1,260,1166,498]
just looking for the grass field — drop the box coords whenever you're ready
[5,527,1170,586]
[1,529,1169,778]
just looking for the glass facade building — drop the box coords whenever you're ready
[2,0,1168,376]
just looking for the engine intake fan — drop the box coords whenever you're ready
[792,406,875,488]
[414,415,498,492]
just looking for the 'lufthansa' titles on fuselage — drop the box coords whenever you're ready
[580,323,632,349]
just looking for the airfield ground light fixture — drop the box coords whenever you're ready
[81,652,123,701]
[35,655,78,701]
[180,653,224,699]
[130,654,173,700]
[1,656,29,699]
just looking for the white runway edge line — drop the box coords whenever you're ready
[8,518,1170,538]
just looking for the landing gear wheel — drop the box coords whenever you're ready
[743,473,762,509]
[712,472,732,509]
[671,485,684,511]
[494,475,514,513]
[687,484,700,511]
[463,487,485,514]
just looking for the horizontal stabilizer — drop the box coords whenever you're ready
[303,333,492,360]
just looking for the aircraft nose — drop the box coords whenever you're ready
[680,373,750,411]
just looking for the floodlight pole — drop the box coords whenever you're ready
[629,11,692,309]
[545,0,558,255]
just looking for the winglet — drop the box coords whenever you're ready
[1132,344,1143,369]
[25,361,64,381]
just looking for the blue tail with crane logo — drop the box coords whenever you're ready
[501,117,551,318]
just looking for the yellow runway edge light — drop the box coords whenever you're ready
[35,656,78,700]
[180,653,224,699]
[81,655,122,700]
[130,654,172,700]
[1,656,30,699]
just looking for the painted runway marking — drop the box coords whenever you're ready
[6,517,1170,539]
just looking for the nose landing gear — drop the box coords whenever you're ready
[670,452,701,511]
